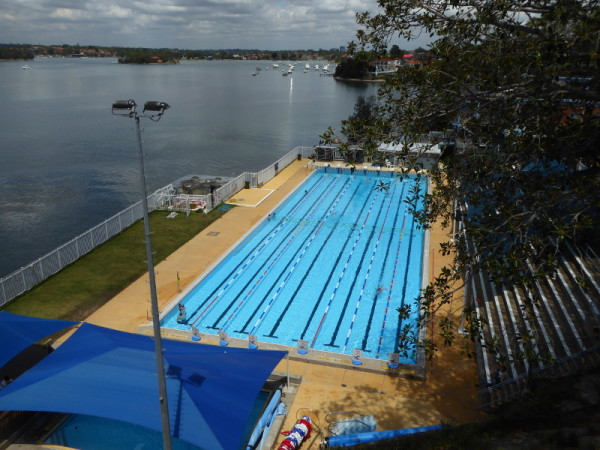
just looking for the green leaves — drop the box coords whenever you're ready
[335,0,600,363]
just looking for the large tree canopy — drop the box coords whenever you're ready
[325,1,600,361]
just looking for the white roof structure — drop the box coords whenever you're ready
[378,142,443,170]
[378,142,442,156]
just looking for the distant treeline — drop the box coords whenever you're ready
[0,43,427,74]
[180,49,343,61]
[0,45,34,60]
[0,43,347,62]
[117,49,180,64]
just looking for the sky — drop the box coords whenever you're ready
[0,0,431,51]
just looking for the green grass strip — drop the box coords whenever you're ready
[1,207,230,320]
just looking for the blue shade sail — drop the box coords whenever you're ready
[0,322,286,450]
[0,312,78,367]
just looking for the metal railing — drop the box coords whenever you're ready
[0,197,157,306]
[0,147,313,307]
[212,173,246,207]
[478,344,600,410]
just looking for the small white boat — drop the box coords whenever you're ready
[22,65,31,70]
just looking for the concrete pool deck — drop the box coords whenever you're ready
[85,159,487,447]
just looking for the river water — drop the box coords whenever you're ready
[0,58,377,278]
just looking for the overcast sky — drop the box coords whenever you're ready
[0,0,431,50]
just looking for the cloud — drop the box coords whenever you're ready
[0,0,430,50]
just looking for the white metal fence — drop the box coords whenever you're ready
[0,146,314,307]
[213,173,246,208]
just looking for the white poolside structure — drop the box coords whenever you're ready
[312,132,450,171]
[377,142,444,171]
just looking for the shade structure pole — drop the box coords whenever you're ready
[134,114,173,450]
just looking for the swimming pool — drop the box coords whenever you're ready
[163,168,427,364]
[44,414,201,449]
[43,390,273,449]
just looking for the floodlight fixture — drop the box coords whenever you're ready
[144,101,170,114]
[112,99,172,450]
[111,99,137,116]
[112,99,170,121]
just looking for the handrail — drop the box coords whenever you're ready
[479,344,600,409]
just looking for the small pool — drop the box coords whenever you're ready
[43,390,273,449]
[44,414,201,450]
[163,168,427,364]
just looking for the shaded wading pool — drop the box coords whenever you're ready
[44,414,201,450]
[163,168,427,365]
[43,390,273,449]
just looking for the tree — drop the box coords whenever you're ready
[389,44,402,57]
[0,46,33,60]
[334,57,369,79]
[325,1,600,363]
[342,95,378,144]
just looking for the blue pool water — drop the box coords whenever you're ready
[44,391,271,449]
[163,168,427,363]
[44,414,201,449]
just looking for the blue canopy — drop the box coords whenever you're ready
[0,322,286,450]
[0,311,78,368]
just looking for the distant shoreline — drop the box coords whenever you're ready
[334,76,384,83]
[117,62,180,65]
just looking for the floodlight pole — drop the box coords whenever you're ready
[113,100,172,450]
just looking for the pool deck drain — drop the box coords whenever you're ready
[86,159,487,447]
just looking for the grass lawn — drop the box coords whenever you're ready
[1,207,230,320]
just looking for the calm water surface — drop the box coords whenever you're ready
[0,58,377,277]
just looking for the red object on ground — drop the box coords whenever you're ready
[278,416,312,450]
